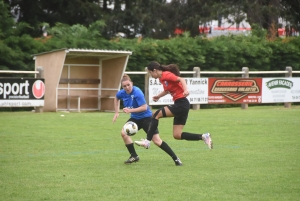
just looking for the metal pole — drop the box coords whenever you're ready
[35,66,44,113]
[192,67,200,110]
[144,67,151,110]
[284,66,292,108]
[241,67,249,110]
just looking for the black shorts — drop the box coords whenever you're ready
[127,117,159,134]
[167,97,190,125]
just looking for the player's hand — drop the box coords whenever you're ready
[153,95,160,102]
[183,90,189,97]
[123,107,131,114]
[112,113,119,123]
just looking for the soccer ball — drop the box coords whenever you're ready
[123,121,138,136]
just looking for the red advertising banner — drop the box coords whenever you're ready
[208,78,262,104]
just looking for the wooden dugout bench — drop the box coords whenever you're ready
[58,78,114,112]
[57,94,112,112]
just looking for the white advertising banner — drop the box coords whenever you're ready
[149,77,209,105]
[262,78,300,103]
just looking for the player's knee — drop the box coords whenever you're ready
[152,109,161,119]
[173,133,181,140]
[152,108,166,119]
[121,131,127,138]
[152,134,162,146]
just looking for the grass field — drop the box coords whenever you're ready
[0,105,299,201]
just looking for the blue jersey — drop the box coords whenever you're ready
[116,86,152,119]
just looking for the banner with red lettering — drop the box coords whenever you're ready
[208,78,262,104]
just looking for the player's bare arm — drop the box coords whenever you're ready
[178,77,189,97]
[123,104,147,113]
[153,90,168,102]
[112,97,120,123]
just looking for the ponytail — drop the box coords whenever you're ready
[147,61,180,76]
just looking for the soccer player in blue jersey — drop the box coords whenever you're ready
[112,74,182,166]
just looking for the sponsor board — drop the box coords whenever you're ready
[149,78,208,105]
[262,78,300,103]
[208,78,262,104]
[0,78,45,107]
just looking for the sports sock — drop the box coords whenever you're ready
[159,141,178,161]
[181,132,202,141]
[125,143,138,157]
[146,118,158,141]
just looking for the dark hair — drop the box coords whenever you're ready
[147,61,180,76]
[121,74,132,83]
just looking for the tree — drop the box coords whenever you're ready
[3,0,300,40]
[4,0,105,37]
[0,1,15,39]
[280,0,300,33]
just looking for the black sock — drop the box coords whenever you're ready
[159,141,178,161]
[181,132,202,141]
[146,118,158,141]
[125,143,138,157]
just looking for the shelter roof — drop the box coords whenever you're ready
[32,48,132,60]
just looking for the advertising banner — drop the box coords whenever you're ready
[0,78,45,107]
[262,78,300,103]
[148,77,208,105]
[208,78,262,104]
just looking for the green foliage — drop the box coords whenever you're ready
[116,33,298,77]
[5,0,105,37]
[44,21,110,50]
[2,29,300,80]
[250,24,268,38]
[203,35,273,72]
[267,37,300,70]
[4,0,300,39]
[0,35,45,72]
[1,0,299,96]
[49,22,102,39]
[0,1,15,39]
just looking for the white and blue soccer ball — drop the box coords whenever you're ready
[123,121,138,136]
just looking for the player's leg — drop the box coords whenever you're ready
[172,114,213,149]
[171,98,213,149]
[135,117,182,166]
[135,109,172,148]
[122,120,139,164]
[146,106,174,141]
[172,113,213,149]
[152,134,182,166]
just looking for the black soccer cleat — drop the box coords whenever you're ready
[124,155,140,164]
[174,158,183,166]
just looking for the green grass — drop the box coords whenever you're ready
[0,105,299,201]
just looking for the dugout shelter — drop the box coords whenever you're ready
[32,48,132,112]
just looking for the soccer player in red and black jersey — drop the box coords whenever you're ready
[135,61,213,151]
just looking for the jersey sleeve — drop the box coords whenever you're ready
[116,90,122,99]
[134,87,147,106]
[161,71,178,82]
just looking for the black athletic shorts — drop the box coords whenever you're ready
[167,97,190,125]
[127,117,159,134]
